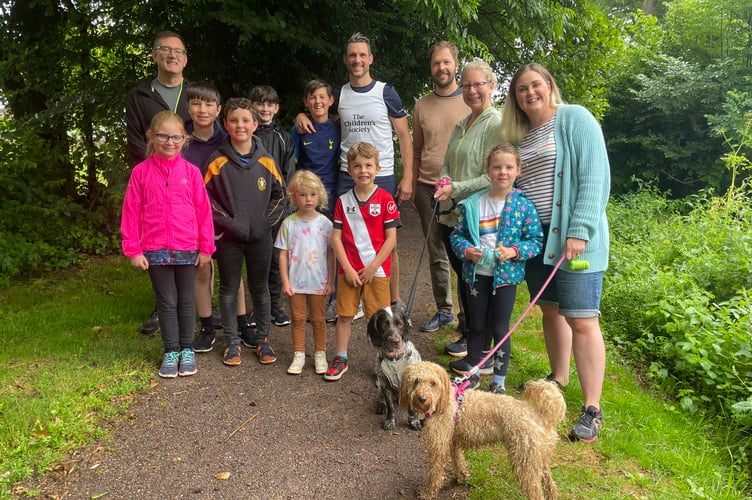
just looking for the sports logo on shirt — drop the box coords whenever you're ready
[258,177,267,191]
[386,200,397,214]
[345,205,358,214]
[369,203,381,216]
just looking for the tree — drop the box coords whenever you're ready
[467,0,624,118]
[602,1,752,196]
[0,0,630,281]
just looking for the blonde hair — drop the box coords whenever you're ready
[145,110,187,157]
[486,143,521,170]
[460,59,497,86]
[500,63,565,144]
[346,141,379,165]
[287,170,328,210]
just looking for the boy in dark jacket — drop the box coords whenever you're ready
[250,85,296,327]
[204,98,285,366]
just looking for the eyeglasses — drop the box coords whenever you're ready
[154,134,185,144]
[460,81,489,91]
[154,45,187,56]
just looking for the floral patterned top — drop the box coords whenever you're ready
[274,212,333,294]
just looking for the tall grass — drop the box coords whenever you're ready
[434,285,747,498]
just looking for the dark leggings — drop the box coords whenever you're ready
[148,264,197,352]
[464,275,515,376]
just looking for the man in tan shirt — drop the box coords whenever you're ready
[412,41,470,338]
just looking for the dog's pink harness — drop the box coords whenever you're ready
[450,382,467,422]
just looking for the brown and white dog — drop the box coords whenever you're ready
[401,361,566,499]
[366,304,422,430]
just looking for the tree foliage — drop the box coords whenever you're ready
[472,0,623,118]
[602,0,752,196]
[0,0,628,283]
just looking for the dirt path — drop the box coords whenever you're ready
[22,208,469,499]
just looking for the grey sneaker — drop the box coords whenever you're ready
[178,349,197,376]
[420,311,455,332]
[158,351,180,378]
[325,300,337,323]
[569,405,603,443]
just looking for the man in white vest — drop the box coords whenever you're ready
[296,32,413,312]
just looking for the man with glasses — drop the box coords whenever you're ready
[126,30,191,335]
[126,31,190,166]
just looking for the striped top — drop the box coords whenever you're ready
[516,115,556,224]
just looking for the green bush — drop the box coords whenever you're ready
[0,119,120,286]
[604,184,752,471]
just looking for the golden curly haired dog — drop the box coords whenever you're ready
[400,361,566,499]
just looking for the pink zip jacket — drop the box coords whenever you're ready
[121,153,216,258]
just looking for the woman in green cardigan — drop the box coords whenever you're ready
[434,59,503,364]
[500,63,611,443]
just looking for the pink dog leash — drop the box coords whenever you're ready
[452,253,569,389]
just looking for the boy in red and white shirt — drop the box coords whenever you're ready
[326,142,400,381]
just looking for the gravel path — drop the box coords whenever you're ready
[21,207,470,499]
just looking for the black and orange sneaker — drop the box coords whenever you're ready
[223,344,241,366]
[256,339,277,364]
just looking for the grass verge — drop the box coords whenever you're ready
[0,257,160,497]
[434,287,746,499]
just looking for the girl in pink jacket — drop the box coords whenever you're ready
[121,111,215,378]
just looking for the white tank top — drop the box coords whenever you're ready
[338,81,395,175]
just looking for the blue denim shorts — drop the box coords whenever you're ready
[525,254,603,318]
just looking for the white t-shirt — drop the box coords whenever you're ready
[476,194,505,276]
[274,212,333,294]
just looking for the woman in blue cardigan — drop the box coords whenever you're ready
[500,63,611,443]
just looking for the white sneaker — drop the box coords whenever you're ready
[287,351,305,375]
[353,301,365,321]
[314,351,328,374]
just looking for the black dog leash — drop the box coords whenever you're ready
[404,201,437,320]
[405,199,454,320]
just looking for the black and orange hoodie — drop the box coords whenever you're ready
[204,136,285,243]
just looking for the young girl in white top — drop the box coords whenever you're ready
[275,170,336,374]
